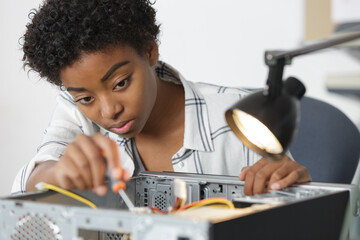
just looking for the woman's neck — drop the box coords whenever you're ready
[138,77,185,139]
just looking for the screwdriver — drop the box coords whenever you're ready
[101,147,135,210]
[111,179,135,210]
[107,168,135,210]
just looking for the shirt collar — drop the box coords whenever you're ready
[156,61,214,152]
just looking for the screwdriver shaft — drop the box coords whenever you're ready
[118,189,135,209]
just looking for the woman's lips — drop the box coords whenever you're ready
[110,120,135,134]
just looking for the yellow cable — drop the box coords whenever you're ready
[177,198,234,212]
[187,199,234,210]
[37,182,97,209]
[179,198,186,208]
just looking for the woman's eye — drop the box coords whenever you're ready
[114,77,130,90]
[76,96,94,105]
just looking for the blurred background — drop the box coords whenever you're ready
[0,0,359,196]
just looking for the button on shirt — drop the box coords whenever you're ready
[11,61,261,194]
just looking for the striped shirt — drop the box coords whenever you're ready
[11,61,261,193]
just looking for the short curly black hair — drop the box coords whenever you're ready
[22,0,160,86]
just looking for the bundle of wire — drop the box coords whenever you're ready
[148,197,235,214]
[148,179,235,214]
[36,179,235,214]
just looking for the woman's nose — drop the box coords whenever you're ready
[100,96,123,120]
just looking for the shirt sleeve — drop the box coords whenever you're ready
[11,92,99,194]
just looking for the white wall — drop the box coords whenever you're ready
[0,0,59,197]
[0,0,359,196]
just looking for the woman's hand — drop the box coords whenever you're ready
[239,156,311,196]
[28,133,130,195]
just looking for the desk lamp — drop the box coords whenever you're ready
[226,32,360,161]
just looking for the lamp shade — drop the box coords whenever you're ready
[225,77,305,161]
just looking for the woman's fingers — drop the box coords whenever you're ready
[75,134,106,189]
[240,156,311,196]
[242,158,269,196]
[50,133,128,195]
[92,133,122,180]
[268,164,311,191]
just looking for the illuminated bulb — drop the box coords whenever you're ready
[232,110,283,154]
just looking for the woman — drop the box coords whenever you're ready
[12,0,310,196]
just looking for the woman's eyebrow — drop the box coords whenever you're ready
[101,60,130,82]
[66,60,130,92]
[67,86,86,92]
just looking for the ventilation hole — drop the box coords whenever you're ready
[154,193,167,211]
[11,213,61,239]
[102,231,129,240]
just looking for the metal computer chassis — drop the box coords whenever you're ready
[0,171,359,240]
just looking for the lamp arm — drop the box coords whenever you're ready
[263,31,360,98]
[265,31,360,66]
[266,58,285,98]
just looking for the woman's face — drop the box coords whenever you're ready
[60,44,159,138]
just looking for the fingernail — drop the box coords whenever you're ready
[111,168,122,179]
[239,172,245,181]
[94,185,106,196]
[271,183,281,190]
[122,169,131,181]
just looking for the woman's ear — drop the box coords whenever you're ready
[146,40,159,67]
